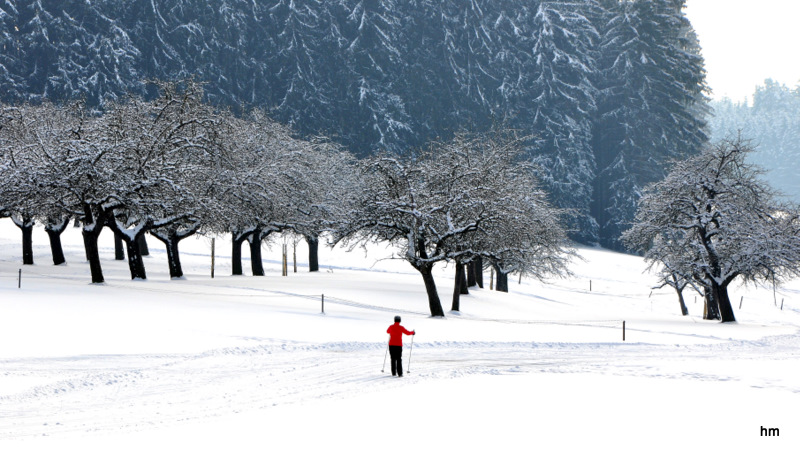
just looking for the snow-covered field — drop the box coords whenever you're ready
[1,218,798,455]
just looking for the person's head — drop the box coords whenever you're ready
[394,315,401,323]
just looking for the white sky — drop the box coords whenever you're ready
[684,0,800,102]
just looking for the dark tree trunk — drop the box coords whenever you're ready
[46,229,66,265]
[44,217,70,265]
[676,288,689,316]
[458,263,469,295]
[451,262,467,312]
[466,260,477,287]
[306,234,320,272]
[474,257,484,288]
[114,232,125,260]
[83,231,91,262]
[419,264,445,317]
[81,210,106,283]
[21,222,33,265]
[45,228,67,266]
[166,236,183,278]
[106,218,149,280]
[82,229,105,283]
[13,217,35,265]
[232,234,246,276]
[249,230,265,276]
[713,282,736,323]
[703,286,721,320]
[138,234,150,256]
[152,230,183,278]
[151,226,199,279]
[494,264,509,293]
[123,234,147,280]
[670,273,689,316]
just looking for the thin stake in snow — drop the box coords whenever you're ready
[407,333,415,374]
[282,244,288,277]
[381,336,389,373]
[18,268,21,288]
[739,296,744,310]
[211,238,215,279]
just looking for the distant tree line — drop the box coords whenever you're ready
[709,79,800,202]
[0,81,574,316]
[0,0,709,249]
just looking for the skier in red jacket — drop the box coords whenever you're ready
[387,315,415,377]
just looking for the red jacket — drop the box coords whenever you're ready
[387,323,415,346]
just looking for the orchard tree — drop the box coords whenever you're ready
[101,81,224,279]
[0,100,113,282]
[334,151,455,317]
[426,132,573,310]
[642,228,698,316]
[0,102,78,266]
[623,138,800,322]
[282,136,359,272]
[336,131,573,317]
[214,109,302,276]
[0,104,38,265]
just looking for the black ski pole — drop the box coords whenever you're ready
[406,333,415,374]
[381,337,389,373]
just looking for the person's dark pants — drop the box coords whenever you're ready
[389,345,403,376]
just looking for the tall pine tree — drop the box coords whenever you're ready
[524,1,601,243]
[592,0,708,250]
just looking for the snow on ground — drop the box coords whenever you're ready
[0,218,798,455]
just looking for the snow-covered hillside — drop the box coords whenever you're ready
[0,219,798,455]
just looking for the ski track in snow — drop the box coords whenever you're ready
[2,331,799,439]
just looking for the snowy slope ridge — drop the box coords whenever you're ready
[0,219,798,455]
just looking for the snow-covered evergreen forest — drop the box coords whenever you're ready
[0,0,710,249]
[709,79,800,202]
[3,3,800,451]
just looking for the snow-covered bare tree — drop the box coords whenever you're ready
[213,109,302,276]
[623,138,800,323]
[334,152,452,317]
[0,100,116,282]
[98,80,223,280]
[427,131,573,310]
[0,102,79,266]
[336,130,573,316]
[282,136,359,272]
[0,103,40,265]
